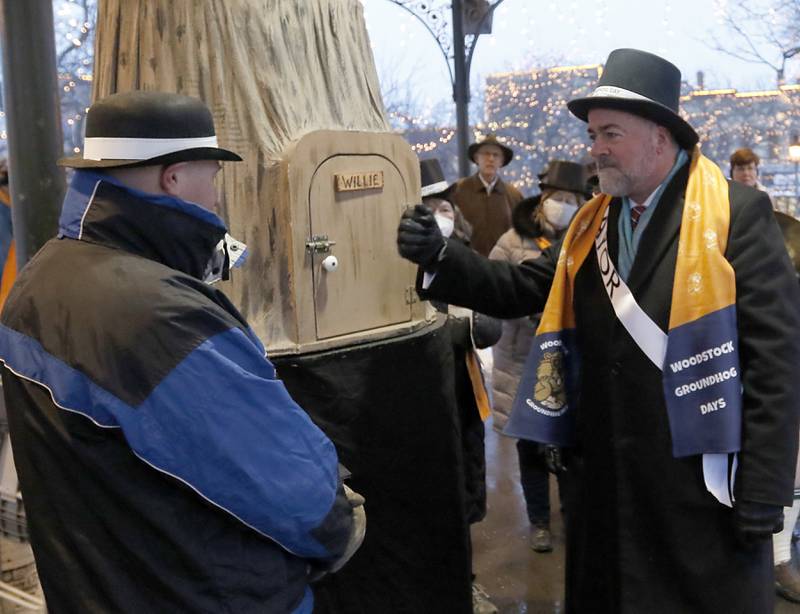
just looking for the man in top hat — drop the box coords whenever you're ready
[398,48,800,613]
[0,91,365,613]
[447,134,523,257]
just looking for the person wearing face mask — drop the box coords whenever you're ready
[488,160,588,554]
[434,205,455,239]
[429,197,473,247]
[419,158,502,614]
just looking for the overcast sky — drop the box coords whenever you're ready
[362,0,793,122]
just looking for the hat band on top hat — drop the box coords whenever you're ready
[421,180,449,198]
[83,135,220,161]
[589,85,653,103]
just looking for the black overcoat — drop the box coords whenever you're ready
[419,165,800,613]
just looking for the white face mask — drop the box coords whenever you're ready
[434,213,455,238]
[542,199,578,230]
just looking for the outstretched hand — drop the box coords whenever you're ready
[397,204,447,271]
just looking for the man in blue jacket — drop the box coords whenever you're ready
[0,91,364,613]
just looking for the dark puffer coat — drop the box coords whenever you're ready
[0,172,354,613]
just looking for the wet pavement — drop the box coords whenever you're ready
[471,421,800,614]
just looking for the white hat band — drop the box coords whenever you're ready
[589,85,654,103]
[421,180,449,198]
[83,135,220,161]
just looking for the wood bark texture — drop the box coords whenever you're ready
[93,0,393,348]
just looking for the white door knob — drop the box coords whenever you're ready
[322,255,339,272]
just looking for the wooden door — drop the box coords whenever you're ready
[309,154,415,340]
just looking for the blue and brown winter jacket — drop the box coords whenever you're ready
[0,171,353,613]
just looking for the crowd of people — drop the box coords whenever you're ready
[399,47,800,614]
[413,130,800,614]
[0,45,799,614]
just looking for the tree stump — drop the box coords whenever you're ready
[93,0,425,352]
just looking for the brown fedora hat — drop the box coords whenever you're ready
[468,134,514,167]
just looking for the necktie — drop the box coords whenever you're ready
[631,204,647,230]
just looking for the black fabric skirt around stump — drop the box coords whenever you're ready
[272,316,476,614]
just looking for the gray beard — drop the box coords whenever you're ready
[597,167,633,197]
[597,144,659,198]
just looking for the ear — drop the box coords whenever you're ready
[654,125,672,155]
[160,162,187,197]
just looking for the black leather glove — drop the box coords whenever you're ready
[733,499,784,547]
[543,445,566,474]
[397,204,446,271]
[471,312,502,349]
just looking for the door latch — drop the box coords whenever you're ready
[305,235,337,255]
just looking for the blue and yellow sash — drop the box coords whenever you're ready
[505,148,742,464]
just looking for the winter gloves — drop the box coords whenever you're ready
[397,204,447,271]
[543,445,567,474]
[309,483,367,582]
[328,484,367,573]
[733,499,784,547]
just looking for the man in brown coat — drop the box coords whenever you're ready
[448,134,523,256]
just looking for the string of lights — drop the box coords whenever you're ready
[54,0,95,155]
[3,0,798,206]
[408,62,800,201]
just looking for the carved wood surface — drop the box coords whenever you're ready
[93,0,397,349]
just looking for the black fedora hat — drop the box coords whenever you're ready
[567,49,698,150]
[538,160,587,195]
[420,158,450,197]
[468,134,514,167]
[59,91,242,169]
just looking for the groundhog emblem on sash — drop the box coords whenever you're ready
[533,350,566,410]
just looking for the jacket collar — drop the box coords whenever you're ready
[625,162,691,293]
[59,170,228,280]
[470,173,506,194]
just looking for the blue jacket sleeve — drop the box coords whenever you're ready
[123,326,353,561]
[0,317,353,561]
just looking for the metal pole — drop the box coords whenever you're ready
[0,0,64,268]
[451,0,470,178]
[795,161,798,211]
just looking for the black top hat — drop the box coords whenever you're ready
[59,91,242,169]
[468,134,514,167]
[420,158,450,197]
[567,49,698,150]
[538,160,587,195]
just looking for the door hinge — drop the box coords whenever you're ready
[405,286,419,305]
